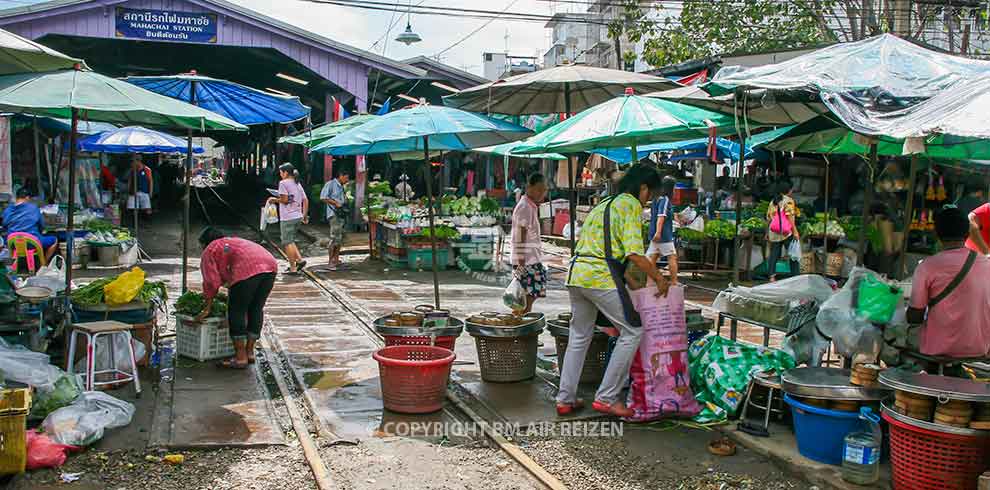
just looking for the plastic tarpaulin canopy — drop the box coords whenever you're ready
[471,139,567,160]
[78,126,204,154]
[760,114,990,161]
[706,34,990,137]
[590,136,768,164]
[512,94,738,154]
[443,64,677,115]
[0,69,247,131]
[278,114,376,147]
[125,74,310,126]
[0,27,85,75]
[314,103,532,156]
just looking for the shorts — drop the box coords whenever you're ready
[647,241,676,258]
[39,235,56,249]
[327,216,344,245]
[280,218,302,245]
[126,192,151,210]
[514,263,548,298]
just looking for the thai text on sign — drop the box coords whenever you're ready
[115,7,218,43]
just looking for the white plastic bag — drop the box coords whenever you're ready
[502,278,527,311]
[72,335,146,375]
[0,343,61,391]
[42,392,135,446]
[259,203,279,231]
[34,255,66,288]
[787,239,802,259]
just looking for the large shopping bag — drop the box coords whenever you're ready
[625,285,701,421]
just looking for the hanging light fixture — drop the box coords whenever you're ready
[395,0,422,45]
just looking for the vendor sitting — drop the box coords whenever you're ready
[2,186,57,261]
[906,206,990,359]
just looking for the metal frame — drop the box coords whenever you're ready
[67,328,141,395]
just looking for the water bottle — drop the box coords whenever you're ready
[841,407,882,485]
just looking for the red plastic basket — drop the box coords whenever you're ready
[383,335,457,351]
[373,346,455,414]
[883,412,990,490]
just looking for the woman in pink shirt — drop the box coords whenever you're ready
[196,227,278,369]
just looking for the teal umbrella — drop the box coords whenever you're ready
[278,113,377,148]
[318,102,532,307]
[513,91,738,157]
[0,67,246,291]
[471,139,567,161]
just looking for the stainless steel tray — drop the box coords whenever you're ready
[881,399,988,437]
[545,318,609,338]
[372,315,464,337]
[879,368,990,403]
[465,312,545,337]
[782,367,892,401]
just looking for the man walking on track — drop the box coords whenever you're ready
[511,173,548,314]
[320,170,349,271]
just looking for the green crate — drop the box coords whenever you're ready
[407,247,449,270]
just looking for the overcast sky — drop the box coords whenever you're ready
[237,0,563,76]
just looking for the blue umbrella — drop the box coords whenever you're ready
[316,103,532,307]
[123,73,310,125]
[590,136,769,164]
[78,126,204,154]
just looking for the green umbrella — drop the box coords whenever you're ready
[471,139,567,161]
[0,28,85,75]
[513,91,738,156]
[0,67,246,291]
[278,113,377,148]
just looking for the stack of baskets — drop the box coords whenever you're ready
[546,313,609,384]
[849,364,881,388]
[465,312,544,383]
[0,388,31,476]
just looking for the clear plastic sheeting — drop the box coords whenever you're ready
[706,34,990,142]
[781,302,830,367]
[816,267,886,365]
[0,341,61,390]
[42,392,135,446]
[712,275,836,328]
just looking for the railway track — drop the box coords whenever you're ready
[198,184,568,490]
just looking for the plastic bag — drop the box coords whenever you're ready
[42,391,135,446]
[260,203,279,231]
[816,267,886,363]
[626,285,700,421]
[712,275,836,327]
[780,302,830,367]
[787,239,802,259]
[0,343,61,391]
[856,274,902,324]
[30,373,83,420]
[25,429,78,469]
[502,278,526,311]
[73,335,146,375]
[28,255,66,292]
[103,267,145,306]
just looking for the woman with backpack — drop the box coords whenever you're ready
[766,181,800,281]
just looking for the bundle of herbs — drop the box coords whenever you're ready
[174,290,228,318]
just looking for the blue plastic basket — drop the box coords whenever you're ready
[783,393,864,465]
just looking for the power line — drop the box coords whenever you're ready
[434,0,521,57]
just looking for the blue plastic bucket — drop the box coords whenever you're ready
[783,393,863,465]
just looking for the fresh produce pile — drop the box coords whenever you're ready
[740,217,767,231]
[367,181,392,196]
[174,290,228,317]
[677,227,706,241]
[415,225,461,241]
[445,196,500,216]
[83,219,133,245]
[799,212,846,238]
[704,219,736,240]
[71,274,167,308]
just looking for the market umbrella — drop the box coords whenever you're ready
[319,102,532,307]
[0,66,246,292]
[472,139,567,160]
[590,135,769,165]
[278,113,377,148]
[125,72,309,291]
[647,85,824,126]
[0,28,85,75]
[444,64,676,252]
[78,126,204,154]
[513,91,738,155]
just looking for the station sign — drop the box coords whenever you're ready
[115,7,218,44]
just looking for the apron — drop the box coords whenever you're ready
[567,196,642,327]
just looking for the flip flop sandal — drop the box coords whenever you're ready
[217,358,249,369]
[298,260,308,270]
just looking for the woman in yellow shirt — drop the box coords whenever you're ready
[557,165,669,418]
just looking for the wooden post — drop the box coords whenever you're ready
[857,143,879,265]
[897,155,919,278]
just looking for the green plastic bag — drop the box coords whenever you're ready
[856,274,901,324]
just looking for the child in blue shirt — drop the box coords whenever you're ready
[647,176,679,285]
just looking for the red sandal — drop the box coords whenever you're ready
[592,400,634,418]
[556,399,585,416]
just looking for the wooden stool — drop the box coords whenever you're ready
[67,321,141,396]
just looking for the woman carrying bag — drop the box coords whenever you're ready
[766,181,800,281]
[556,165,670,418]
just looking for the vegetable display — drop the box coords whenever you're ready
[70,274,167,308]
[175,290,228,317]
[446,196,501,216]
[741,217,767,231]
[677,228,706,241]
[367,181,392,196]
[705,219,736,240]
[415,225,461,241]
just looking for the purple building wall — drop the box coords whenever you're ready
[0,0,403,112]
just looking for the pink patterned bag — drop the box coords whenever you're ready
[625,285,701,421]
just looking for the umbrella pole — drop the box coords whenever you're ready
[857,144,879,266]
[132,154,138,240]
[564,83,576,254]
[897,155,919,279]
[732,137,746,282]
[65,109,79,293]
[182,79,198,293]
[33,118,41,194]
[423,136,440,309]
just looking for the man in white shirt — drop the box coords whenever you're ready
[511,174,548,314]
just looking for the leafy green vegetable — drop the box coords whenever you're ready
[677,228,706,241]
[741,217,767,231]
[416,225,461,241]
[367,181,392,196]
[704,219,736,240]
[174,290,228,317]
[29,374,82,420]
[71,277,114,306]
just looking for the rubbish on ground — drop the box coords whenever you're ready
[42,392,136,446]
[163,454,185,464]
[707,438,737,457]
[25,430,78,470]
[60,472,84,483]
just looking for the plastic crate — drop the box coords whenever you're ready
[407,247,449,270]
[175,315,234,362]
[0,388,30,475]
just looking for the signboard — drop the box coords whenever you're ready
[115,7,218,44]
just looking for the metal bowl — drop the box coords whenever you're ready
[782,367,892,401]
[16,286,53,303]
[373,314,464,337]
[465,312,545,337]
[881,399,988,437]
